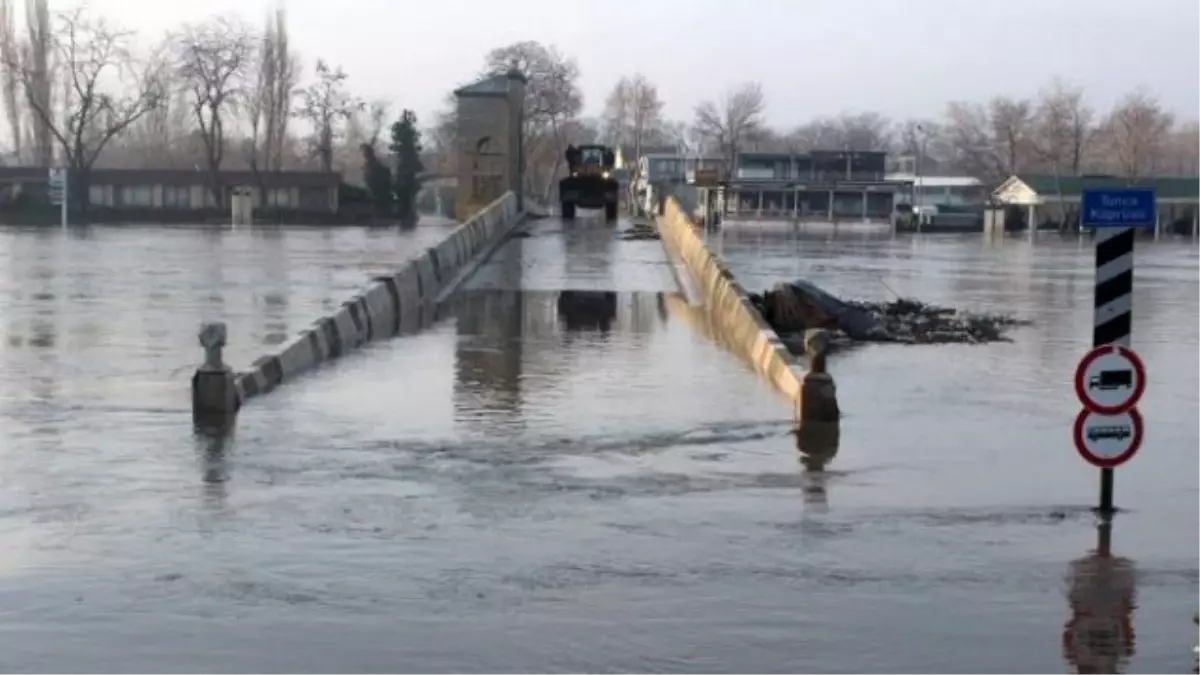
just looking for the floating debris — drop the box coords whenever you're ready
[619,222,660,241]
[748,279,1031,353]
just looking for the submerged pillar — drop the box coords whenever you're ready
[192,322,239,428]
[794,328,840,469]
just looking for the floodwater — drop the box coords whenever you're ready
[0,214,1196,673]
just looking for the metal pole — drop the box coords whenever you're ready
[61,169,68,229]
[914,131,925,232]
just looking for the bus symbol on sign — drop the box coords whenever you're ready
[1086,424,1130,442]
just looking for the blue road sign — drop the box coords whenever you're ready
[1081,188,1156,229]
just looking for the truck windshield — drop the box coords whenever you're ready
[580,148,603,164]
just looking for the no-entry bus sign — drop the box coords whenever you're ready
[1074,344,1147,415]
[1073,408,1143,469]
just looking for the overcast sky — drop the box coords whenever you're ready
[80,0,1200,128]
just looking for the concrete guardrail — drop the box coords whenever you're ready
[654,196,838,424]
[192,191,524,427]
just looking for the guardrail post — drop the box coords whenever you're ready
[794,328,840,468]
[192,321,239,427]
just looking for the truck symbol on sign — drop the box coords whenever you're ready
[1089,369,1132,391]
[1087,425,1131,442]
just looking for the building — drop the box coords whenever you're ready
[453,68,526,220]
[0,166,341,217]
[614,145,680,172]
[885,173,987,211]
[631,152,725,215]
[723,150,908,221]
[990,174,1200,232]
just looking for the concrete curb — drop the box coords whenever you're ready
[655,197,807,404]
[231,191,523,403]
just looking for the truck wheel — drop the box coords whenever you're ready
[561,202,576,219]
[604,202,618,222]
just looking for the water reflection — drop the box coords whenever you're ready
[794,421,840,512]
[1062,517,1138,674]
[453,289,526,429]
[561,213,614,284]
[194,425,233,511]
[556,290,617,334]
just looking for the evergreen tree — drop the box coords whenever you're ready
[389,109,423,225]
[360,143,393,214]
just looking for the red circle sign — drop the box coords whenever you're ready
[1074,345,1147,415]
[1072,408,1143,468]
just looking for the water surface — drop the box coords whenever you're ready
[0,218,1195,673]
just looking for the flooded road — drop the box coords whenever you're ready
[0,216,1196,673]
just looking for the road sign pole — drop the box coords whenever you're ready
[1092,225,1135,515]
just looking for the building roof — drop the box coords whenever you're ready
[1003,174,1199,201]
[454,72,519,98]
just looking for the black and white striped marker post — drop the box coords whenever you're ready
[1093,226,1135,349]
[1080,187,1156,515]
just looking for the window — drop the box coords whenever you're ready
[89,185,105,206]
[120,185,152,207]
[163,185,191,208]
[299,188,329,209]
[203,188,218,208]
[265,188,291,208]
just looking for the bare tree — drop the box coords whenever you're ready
[350,98,388,153]
[645,119,688,153]
[893,118,953,169]
[601,77,629,148]
[424,92,458,176]
[0,0,19,162]
[942,98,1033,182]
[12,7,163,208]
[484,41,582,200]
[23,0,51,166]
[837,112,892,151]
[244,6,300,182]
[1031,78,1094,177]
[1027,79,1095,226]
[788,118,843,152]
[628,75,662,161]
[298,58,361,173]
[603,74,663,175]
[331,99,387,182]
[1162,120,1200,175]
[692,82,765,179]
[788,112,893,153]
[943,102,995,179]
[174,16,255,207]
[988,96,1034,177]
[1098,90,1175,180]
[100,42,191,169]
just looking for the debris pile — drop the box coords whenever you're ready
[747,279,1030,353]
[619,221,660,241]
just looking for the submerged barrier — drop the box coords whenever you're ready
[192,191,524,427]
[654,197,838,425]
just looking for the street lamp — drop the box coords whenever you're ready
[914,124,927,229]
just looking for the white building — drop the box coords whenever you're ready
[885,173,986,211]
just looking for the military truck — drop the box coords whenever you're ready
[559,144,619,222]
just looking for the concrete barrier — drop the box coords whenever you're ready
[655,196,838,422]
[198,191,525,412]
